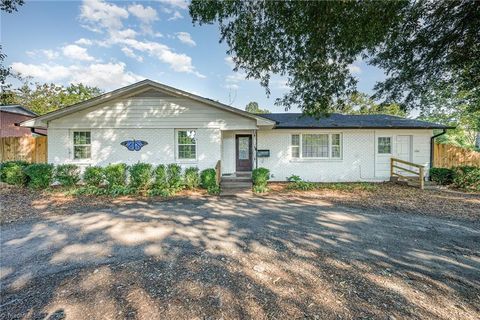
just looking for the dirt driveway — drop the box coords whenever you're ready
[1,196,479,319]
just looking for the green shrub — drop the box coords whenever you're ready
[286,175,317,191]
[252,167,270,193]
[0,160,29,186]
[184,167,200,189]
[72,185,106,196]
[128,162,153,191]
[207,185,221,195]
[167,163,183,191]
[104,163,127,188]
[83,166,104,187]
[200,168,217,189]
[453,166,480,191]
[152,164,168,190]
[24,163,54,189]
[429,167,454,185]
[107,185,134,197]
[55,164,80,187]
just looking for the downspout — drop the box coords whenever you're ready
[430,129,447,170]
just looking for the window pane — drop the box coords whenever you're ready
[238,137,250,160]
[179,145,196,159]
[291,134,300,146]
[302,134,328,158]
[178,130,196,144]
[74,146,91,159]
[292,146,300,158]
[378,137,391,154]
[74,131,91,145]
[331,134,341,158]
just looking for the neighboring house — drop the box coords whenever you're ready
[0,105,47,137]
[20,80,451,182]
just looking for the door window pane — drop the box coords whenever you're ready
[238,137,249,160]
[378,137,392,154]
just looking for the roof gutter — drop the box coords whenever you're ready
[430,129,447,170]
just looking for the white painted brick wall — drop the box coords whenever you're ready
[48,128,221,171]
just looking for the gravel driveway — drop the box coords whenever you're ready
[1,195,479,319]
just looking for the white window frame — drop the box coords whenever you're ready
[72,130,92,160]
[291,133,343,160]
[377,136,393,155]
[176,129,197,161]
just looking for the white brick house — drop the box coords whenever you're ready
[21,80,450,182]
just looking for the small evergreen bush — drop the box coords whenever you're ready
[429,167,454,185]
[152,164,168,190]
[104,163,127,188]
[55,164,80,187]
[167,163,183,191]
[83,166,104,187]
[0,160,29,186]
[24,163,54,189]
[252,167,270,193]
[184,167,200,189]
[128,162,153,191]
[286,174,317,191]
[453,166,480,191]
[200,168,217,189]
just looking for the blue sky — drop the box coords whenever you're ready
[2,0,386,113]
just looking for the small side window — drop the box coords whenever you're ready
[291,134,300,158]
[378,137,392,154]
[73,131,91,160]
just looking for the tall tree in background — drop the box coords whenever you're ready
[245,101,270,114]
[1,78,103,115]
[0,0,24,84]
[190,1,480,116]
[339,93,406,117]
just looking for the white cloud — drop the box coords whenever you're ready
[26,49,59,60]
[168,11,183,21]
[224,83,239,90]
[128,4,158,24]
[11,61,144,89]
[158,0,188,10]
[224,56,235,68]
[80,0,129,32]
[176,32,196,46]
[348,64,362,74]
[121,47,144,62]
[62,44,95,61]
[75,38,93,46]
[121,38,205,77]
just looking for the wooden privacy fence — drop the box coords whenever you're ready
[433,143,480,168]
[0,136,47,163]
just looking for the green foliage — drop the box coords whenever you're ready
[128,163,153,191]
[184,167,200,189]
[152,164,168,190]
[253,185,268,193]
[190,1,479,115]
[252,168,270,185]
[452,166,480,192]
[429,168,455,186]
[72,185,106,196]
[245,101,270,114]
[55,164,80,187]
[106,185,134,197]
[24,163,54,189]
[339,93,406,116]
[207,185,221,195]
[0,160,29,186]
[104,163,127,188]
[83,166,104,187]
[1,79,103,115]
[167,163,183,191]
[318,182,379,192]
[200,168,217,189]
[286,177,317,191]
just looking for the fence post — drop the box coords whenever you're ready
[419,166,425,190]
[390,158,394,178]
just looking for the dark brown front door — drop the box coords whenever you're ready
[236,135,252,172]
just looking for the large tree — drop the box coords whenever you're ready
[190,0,480,116]
[1,79,103,115]
[339,93,406,117]
[245,101,270,114]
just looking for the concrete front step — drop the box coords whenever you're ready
[221,177,252,183]
[220,187,253,197]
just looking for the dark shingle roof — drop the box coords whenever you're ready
[0,105,37,117]
[258,113,453,129]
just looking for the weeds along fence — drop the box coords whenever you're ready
[0,136,47,163]
[433,143,480,168]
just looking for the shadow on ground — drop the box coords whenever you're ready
[1,195,479,319]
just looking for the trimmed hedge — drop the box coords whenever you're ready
[252,167,270,193]
[200,168,219,194]
[167,163,183,191]
[83,166,104,187]
[0,160,29,186]
[24,163,54,189]
[55,164,81,187]
[429,167,454,185]
[104,163,127,188]
[129,162,153,191]
[184,167,200,189]
[453,166,480,191]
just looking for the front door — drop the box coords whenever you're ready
[236,135,252,172]
[396,135,412,162]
